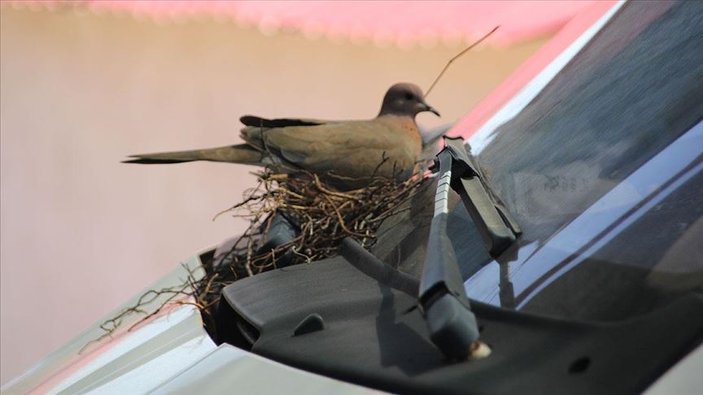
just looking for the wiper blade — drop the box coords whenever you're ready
[443,136,521,256]
[419,136,520,360]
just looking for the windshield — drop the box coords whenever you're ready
[449,1,703,321]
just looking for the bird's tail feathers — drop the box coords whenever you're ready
[123,144,263,165]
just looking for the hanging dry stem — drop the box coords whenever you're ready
[91,169,425,347]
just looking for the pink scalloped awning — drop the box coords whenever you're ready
[10,0,597,47]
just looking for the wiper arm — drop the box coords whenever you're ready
[419,136,521,359]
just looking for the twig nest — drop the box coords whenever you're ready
[96,169,426,343]
[199,170,426,310]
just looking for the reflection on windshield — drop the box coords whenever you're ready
[454,1,703,322]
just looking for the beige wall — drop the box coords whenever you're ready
[0,7,546,384]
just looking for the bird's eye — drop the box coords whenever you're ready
[404,93,414,101]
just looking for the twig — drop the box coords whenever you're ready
[424,25,500,98]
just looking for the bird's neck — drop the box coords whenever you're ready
[375,113,417,125]
[374,114,421,133]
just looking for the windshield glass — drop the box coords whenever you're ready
[451,1,703,321]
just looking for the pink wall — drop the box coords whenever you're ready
[0,7,546,383]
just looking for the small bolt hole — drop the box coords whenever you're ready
[568,356,590,374]
[478,325,485,333]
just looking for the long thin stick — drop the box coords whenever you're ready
[424,25,501,98]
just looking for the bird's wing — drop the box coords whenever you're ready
[254,120,418,177]
[239,115,328,128]
[267,121,392,159]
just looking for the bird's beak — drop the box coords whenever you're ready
[420,101,441,117]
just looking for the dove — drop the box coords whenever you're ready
[124,83,439,189]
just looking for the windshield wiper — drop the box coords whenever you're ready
[419,136,521,359]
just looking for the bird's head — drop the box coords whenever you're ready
[378,83,440,118]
